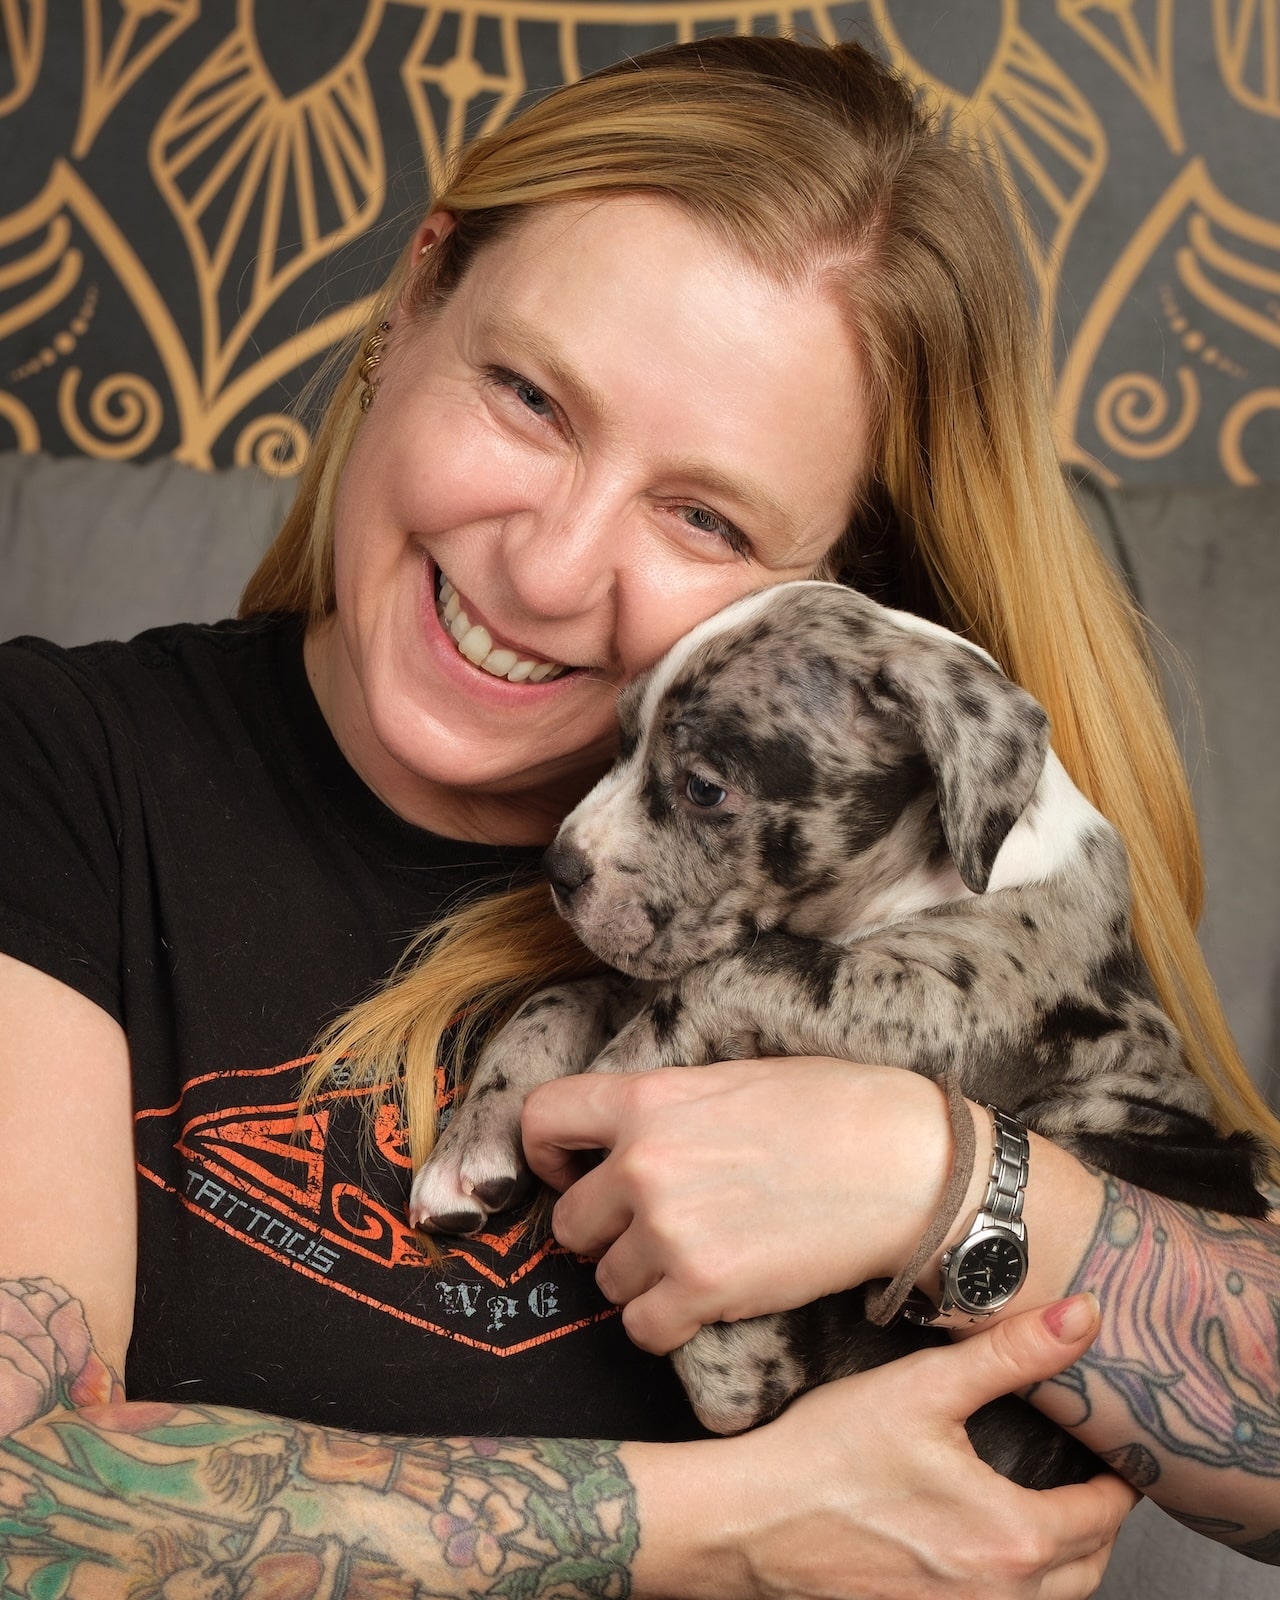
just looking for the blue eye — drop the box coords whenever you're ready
[682,505,748,555]
[512,377,553,417]
[684,773,728,809]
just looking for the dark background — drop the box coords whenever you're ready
[2,0,1278,483]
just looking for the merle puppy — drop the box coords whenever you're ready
[410,581,1266,1487]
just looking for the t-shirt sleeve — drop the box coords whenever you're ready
[0,638,126,1021]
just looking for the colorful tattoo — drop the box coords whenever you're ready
[1052,1177,1280,1479]
[1,1278,639,1600]
[0,1278,123,1436]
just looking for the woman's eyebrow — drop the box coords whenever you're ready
[473,310,612,422]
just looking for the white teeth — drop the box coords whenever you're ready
[458,624,493,664]
[435,569,568,683]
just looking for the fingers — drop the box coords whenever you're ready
[934,1294,1103,1422]
[521,1075,625,1193]
[1035,1471,1138,1567]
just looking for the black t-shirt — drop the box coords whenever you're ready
[0,616,701,1441]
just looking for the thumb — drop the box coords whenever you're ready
[936,1292,1101,1420]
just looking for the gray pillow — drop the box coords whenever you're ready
[0,450,295,647]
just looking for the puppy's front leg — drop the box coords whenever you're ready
[672,1316,806,1434]
[410,973,642,1233]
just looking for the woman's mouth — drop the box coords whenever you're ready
[434,568,570,683]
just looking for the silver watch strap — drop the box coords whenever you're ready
[901,1104,1029,1327]
[983,1106,1029,1235]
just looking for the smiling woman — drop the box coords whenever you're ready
[3,30,1279,1600]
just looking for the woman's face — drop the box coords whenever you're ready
[309,195,870,843]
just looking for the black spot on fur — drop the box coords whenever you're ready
[839,756,930,855]
[1038,996,1121,1045]
[955,689,990,723]
[761,814,813,888]
[1020,914,1039,934]
[645,900,675,934]
[519,994,566,1018]
[718,726,819,803]
[945,955,977,992]
[649,992,684,1043]
[642,769,672,825]
[746,933,842,1010]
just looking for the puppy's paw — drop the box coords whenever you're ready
[671,1317,805,1434]
[408,1107,530,1234]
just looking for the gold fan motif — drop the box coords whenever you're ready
[73,0,200,158]
[1056,158,1280,482]
[0,0,45,118]
[149,1,386,407]
[1214,0,1280,118]
[1059,0,1183,153]
[870,1,1107,353]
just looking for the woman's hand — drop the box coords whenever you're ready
[521,1057,962,1353]
[627,1294,1136,1600]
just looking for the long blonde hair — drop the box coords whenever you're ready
[241,36,1280,1173]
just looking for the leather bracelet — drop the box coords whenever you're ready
[864,1073,978,1326]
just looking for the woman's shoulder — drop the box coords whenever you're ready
[0,613,301,718]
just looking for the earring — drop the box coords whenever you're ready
[358,321,391,412]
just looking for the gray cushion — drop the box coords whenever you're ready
[0,451,294,647]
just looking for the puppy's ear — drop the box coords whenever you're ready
[862,643,1049,893]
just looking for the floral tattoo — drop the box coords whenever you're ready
[1,1279,638,1600]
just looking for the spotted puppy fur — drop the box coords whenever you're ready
[411,580,1267,1489]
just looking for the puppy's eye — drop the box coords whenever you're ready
[684,773,728,809]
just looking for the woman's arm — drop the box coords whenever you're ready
[1,959,1129,1600]
[523,1059,1280,1561]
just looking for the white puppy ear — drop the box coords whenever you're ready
[861,645,1049,894]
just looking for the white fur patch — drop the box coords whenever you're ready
[986,750,1102,893]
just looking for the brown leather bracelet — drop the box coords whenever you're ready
[864,1073,979,1326]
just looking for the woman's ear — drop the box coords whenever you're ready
[410,209,457,260]
[397,210,458,316]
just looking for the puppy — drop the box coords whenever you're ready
[411,581,1267,1487]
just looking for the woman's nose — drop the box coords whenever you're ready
[503,472,624,615]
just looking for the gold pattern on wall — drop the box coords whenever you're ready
[1055,158,1280,482]
[1,2,1278,481]
[73,0,200,158]
[150,0,386,411]
[1059,0,1183,153]
[1214,0,1280,117]
[871,1,1106,351]
[0,0,45,119]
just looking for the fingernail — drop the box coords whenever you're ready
[1043,1291,1100,1342]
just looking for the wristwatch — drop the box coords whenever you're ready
[902,1106,1030,1328]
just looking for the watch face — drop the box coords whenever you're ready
[952,1231,1027,1311]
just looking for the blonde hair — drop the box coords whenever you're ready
[240,36,1279,1174]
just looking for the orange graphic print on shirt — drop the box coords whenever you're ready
[134,1057,616,1355]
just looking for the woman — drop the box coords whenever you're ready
[1,35,1275,1600]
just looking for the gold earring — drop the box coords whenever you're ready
[358,321,391,412]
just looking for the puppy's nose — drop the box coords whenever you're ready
[544,840,593,906]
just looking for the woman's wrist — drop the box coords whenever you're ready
[622,1436,752,1600]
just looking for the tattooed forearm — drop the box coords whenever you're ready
[1055,1175,1280,1478]
[0,1401,639,1599]
[0,1277,123,1436]
[1032,1174,1280,1562]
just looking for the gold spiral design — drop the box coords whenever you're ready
[0,390,40,450]
[1220,387,1280,481]
[57,367,163,459]
[1094,366,1201,459]
[233,412,309,477]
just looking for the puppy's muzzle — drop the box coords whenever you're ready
[544,839,593,909]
